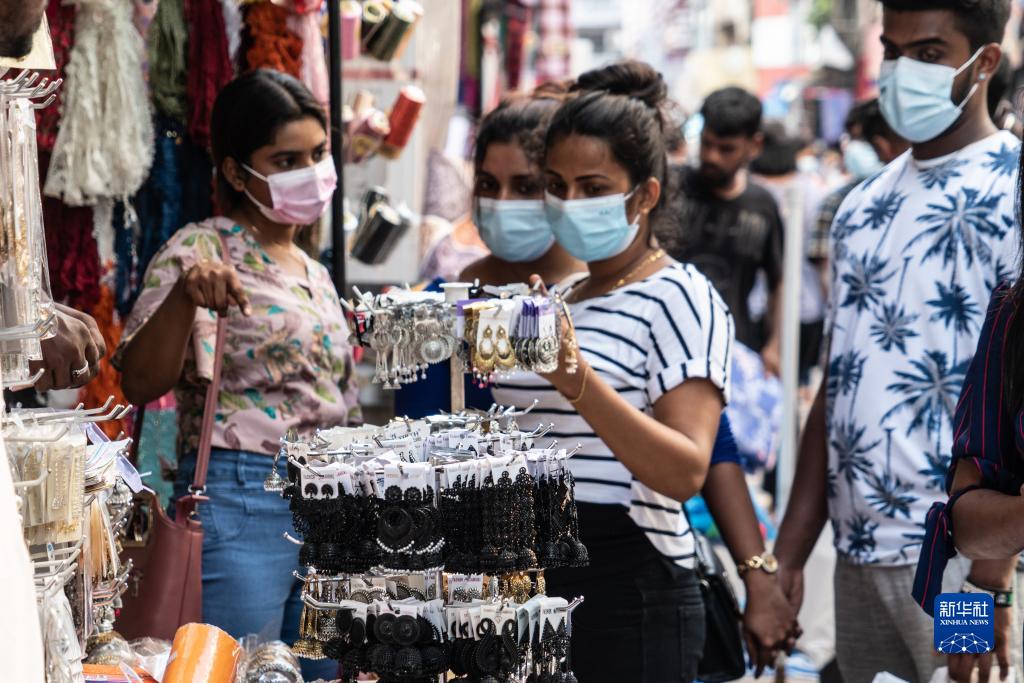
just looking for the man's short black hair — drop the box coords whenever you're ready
[878,0,1011,51]
[846,98,899,144]
[700,87,762,139]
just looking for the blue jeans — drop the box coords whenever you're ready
[174,449,338,680]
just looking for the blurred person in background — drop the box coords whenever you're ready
[657,87,785,376]
[665,108,689,166]
[987,55,1024,137]
[750,124,830,388]
[813,100,910,314]
[776,1,1018,681]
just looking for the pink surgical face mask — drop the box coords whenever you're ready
[242,157,337,225]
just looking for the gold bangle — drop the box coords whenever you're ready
[567,365,591,405]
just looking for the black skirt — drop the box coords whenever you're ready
[546,502,706,683]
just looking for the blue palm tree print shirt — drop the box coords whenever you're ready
[826,131,1020,565]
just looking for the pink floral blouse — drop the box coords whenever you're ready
[116,218,361,457]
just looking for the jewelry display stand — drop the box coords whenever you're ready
[272,285,588,680]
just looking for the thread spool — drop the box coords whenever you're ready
[341,1,362,60]
[364,2,415,62]
[391,0,423,62]
[352,90,376,118]
[361,187,391,224]
[350,202,409,265]
[347,109,391,164]
[361,1,388,47]
[380,86,425,159]
[342,104,355,151]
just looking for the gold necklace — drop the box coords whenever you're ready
[615,248,666,288]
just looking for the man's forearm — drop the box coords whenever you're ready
[953,489,1024,559]
[967,558,1018,591]
[775,381,829,568]
[767,284,783,346]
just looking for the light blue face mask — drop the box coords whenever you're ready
[544,190,639,262]
[843,139,883,179]
[474,198,554,263]
[878,47,985,144]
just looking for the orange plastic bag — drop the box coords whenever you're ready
[162,623,241,683]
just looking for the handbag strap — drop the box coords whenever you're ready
[191,317,226,492]
[192,228,232,492]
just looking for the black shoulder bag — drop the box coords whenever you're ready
[694,530,748,682]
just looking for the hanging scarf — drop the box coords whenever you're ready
[148,0,189,124]
[504,1,531,92]
[244,1,303,79]
[41,152,101,311]
[129,116,214,315]
[186,0,235,149]
[44,0,154,206]
[221,0,244,65]
[287,5,329,105]
[36,0,77,153]
[80,282,130,439]
[113,201,139,318]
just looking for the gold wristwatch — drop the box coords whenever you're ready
[737,553,779,576]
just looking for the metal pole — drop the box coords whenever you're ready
[775,184,804,513]
[328,0,346,295]
[441,283,472,413]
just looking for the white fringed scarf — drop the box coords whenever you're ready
[44,0,154,207]
[221,0,243,65]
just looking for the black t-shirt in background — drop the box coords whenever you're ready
[656,165,785,351]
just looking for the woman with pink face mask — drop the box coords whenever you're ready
[115,70,357,678]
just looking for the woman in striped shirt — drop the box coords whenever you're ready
[491,61,735,682]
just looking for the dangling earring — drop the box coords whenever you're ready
[495,327,515,371]
[476,326,496,375]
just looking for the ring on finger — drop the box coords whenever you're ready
[71,362,90,379]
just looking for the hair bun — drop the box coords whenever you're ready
[531,79,572,101]
[573,61,667,110]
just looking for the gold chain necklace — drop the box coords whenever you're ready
[615,248,666,288]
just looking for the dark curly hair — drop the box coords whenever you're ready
[878,0,1010,50]
[546,61,670,215]
[473,82,569,174]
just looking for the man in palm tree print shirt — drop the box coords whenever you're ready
[774,2,1019,682]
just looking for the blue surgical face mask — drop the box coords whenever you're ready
[544,189,639,262]
[878,47,985,144]
[843,139,883,179]
[474,198,554,263]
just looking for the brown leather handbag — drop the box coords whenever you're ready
[117,316,227,641]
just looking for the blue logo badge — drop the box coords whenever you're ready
[934,593,994,654]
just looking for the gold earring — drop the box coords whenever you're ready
[476,326,496,374]
[495,326,515,370]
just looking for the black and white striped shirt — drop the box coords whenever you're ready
[491,263,733,568]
